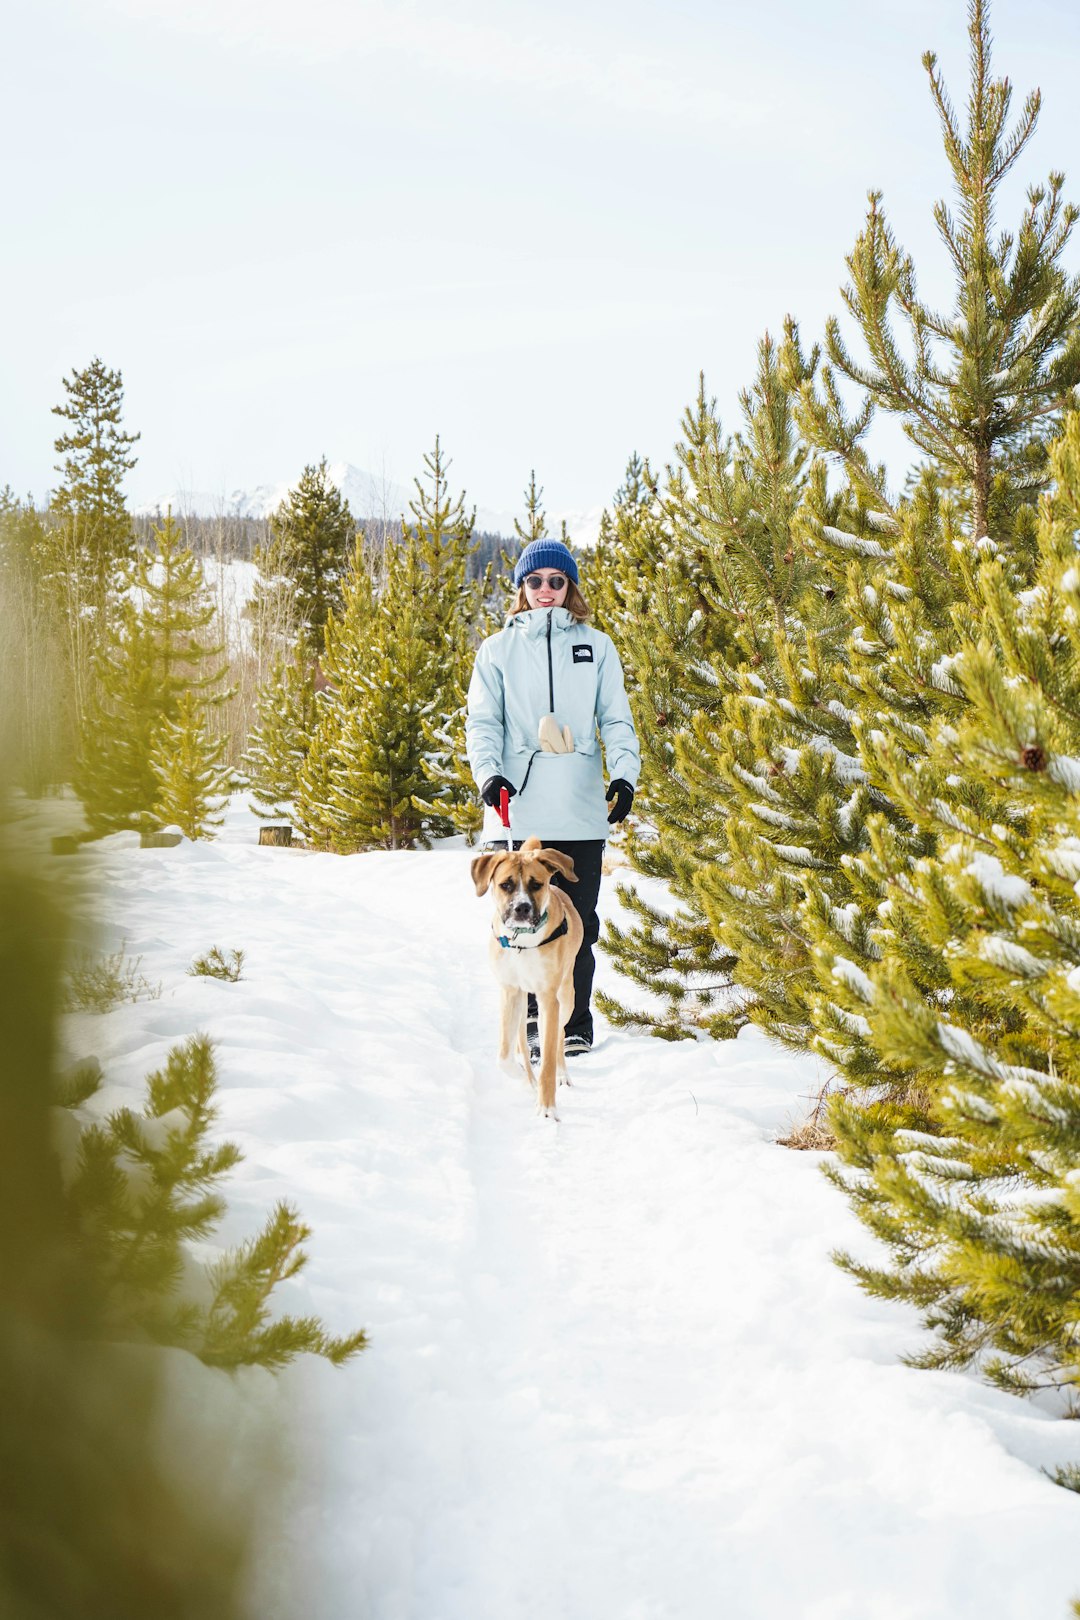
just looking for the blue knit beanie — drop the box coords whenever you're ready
[513,538,579,586]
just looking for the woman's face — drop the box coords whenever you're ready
[523,568,570,610]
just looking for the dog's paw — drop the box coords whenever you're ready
[534,1102,559,1122]
[557,1070,572,1088]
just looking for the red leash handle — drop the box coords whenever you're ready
[499,786,512,845]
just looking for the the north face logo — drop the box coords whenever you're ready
[572,645,594,663]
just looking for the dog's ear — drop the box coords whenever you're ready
[470,853,501,896]
[538,848,578,884]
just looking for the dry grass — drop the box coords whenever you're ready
[777,1081,837,1152]
[777,1115,838,1152]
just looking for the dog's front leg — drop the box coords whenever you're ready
[535,989,561,1116]
[498,987,530,1082]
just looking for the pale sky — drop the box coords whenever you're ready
[3,0,1079,530]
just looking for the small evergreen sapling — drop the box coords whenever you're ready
[1,808,258,1620]
[69,1033,366,1369]
[189,946,245,981]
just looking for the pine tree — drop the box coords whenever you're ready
[784,0,1080,1087]
[515,469,547,546]
[712,0,1080,1394]
[243,651,318,821]
[151,692,232,838]
[801,0,1080,542]
[50,356,140,605]
[412,440,488,839]
[254,457,354,658]
[138,510,229,705]
[75,514,228,835]
[292,702,340,851]
[679,0,1080,1084]
[316,531,439,851]
[292,539,376,848]
[412,642,486,844]
[296,442,480,851]
[75,599,163,836]
[668,335,865,1049]
[590,452,654,647]
[821,412,1080,1399]
[408,436,478,645]
[591,405,744,1038]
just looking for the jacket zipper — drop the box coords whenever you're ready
[546,609,555,711]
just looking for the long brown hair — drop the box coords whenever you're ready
[508,578,591,622]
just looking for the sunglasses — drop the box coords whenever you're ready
[524,573,568,591]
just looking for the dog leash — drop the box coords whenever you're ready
[498,785,515,851]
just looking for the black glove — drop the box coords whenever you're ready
[481,774,517,809]
[606,778,635,824]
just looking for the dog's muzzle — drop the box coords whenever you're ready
[504,895,540,927]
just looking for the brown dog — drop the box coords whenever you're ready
[471,836,584,1118]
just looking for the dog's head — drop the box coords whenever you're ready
[471,835,578,930]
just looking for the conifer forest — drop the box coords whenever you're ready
[5,2,1080,1615]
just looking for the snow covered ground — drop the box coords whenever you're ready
[45,798,1080,1620]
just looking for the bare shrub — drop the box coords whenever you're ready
[66,946,162,1012]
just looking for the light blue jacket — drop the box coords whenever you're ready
[466,607,640,841]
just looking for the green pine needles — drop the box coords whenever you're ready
[825,415,1080,1399]
[189,946,245,981]
[294,438,486,851]
[597,0,1080,1399]
[71,1032,365,1370]
[76,511,230,838]
[1,821,261,1620]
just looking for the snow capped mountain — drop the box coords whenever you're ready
[135,461,604,546]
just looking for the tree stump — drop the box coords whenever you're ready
[140,831,183,848]
[259,825,292,847]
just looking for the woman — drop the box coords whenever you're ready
[465,537,640,1057]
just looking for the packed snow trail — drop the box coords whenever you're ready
[59,803,1080,1620]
